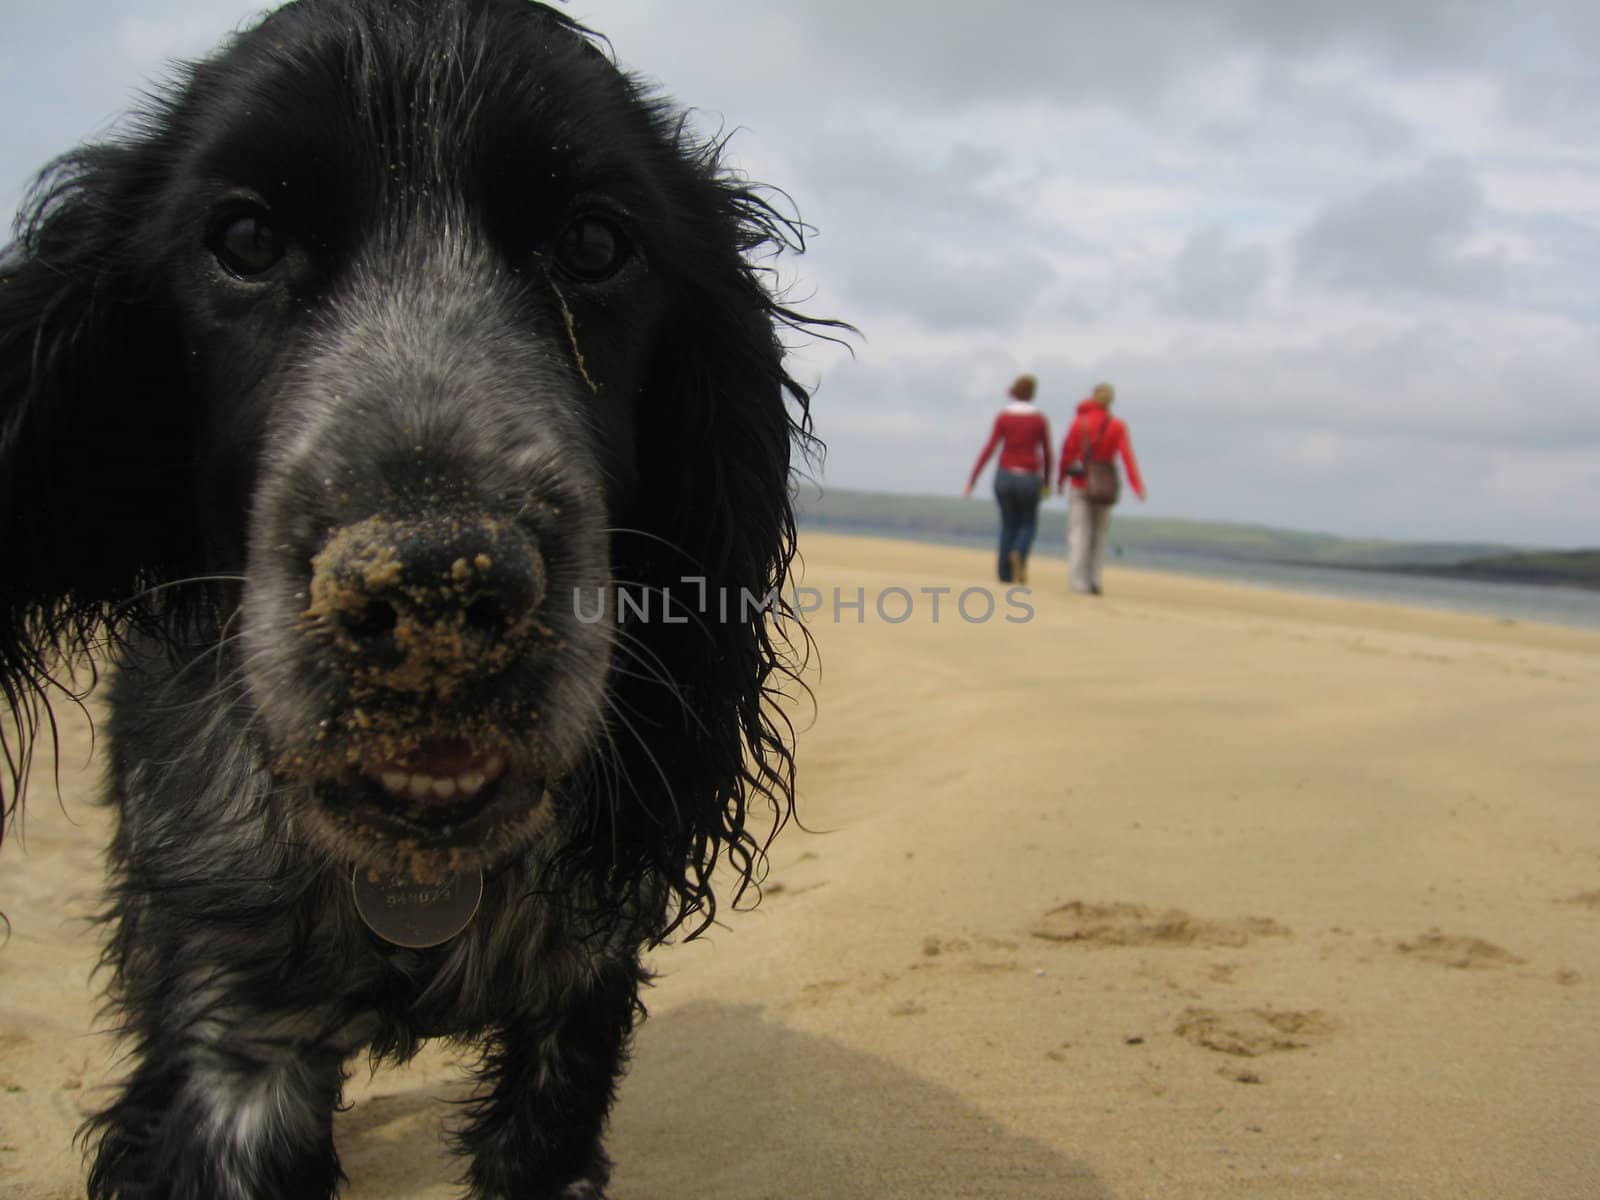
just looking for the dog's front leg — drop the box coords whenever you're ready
[84,1002,349,1200]
[454,956,645,1200]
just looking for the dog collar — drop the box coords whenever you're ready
[352,865,484,948]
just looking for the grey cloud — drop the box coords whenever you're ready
[1121,424,1599,546]
[1167,228,1272,320]
[7,0,1598,545]
[1499,213,1600,324]
[792,133,1027,237]
[787,131,1078,332]
[1095,322,1600,450]
[1213,0,1499,62]
[829,239,1058,333]
[1249,64,1416,158]
[804,137,1008,203]
[599,0,1594,119]
[825,345,1029,424]
[0,2,264,216]
[1293,157,1505,299]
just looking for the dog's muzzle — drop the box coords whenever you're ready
[306,512,545,697]
[293,511,560,858]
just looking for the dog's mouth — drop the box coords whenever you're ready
[307,736,553,869]
[362,739,509,817]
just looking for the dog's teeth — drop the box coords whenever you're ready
[368,754,505,803]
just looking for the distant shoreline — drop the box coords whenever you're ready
[800,514,1600,591]
[1258,554,1600,593]
[795,487,1600,591]
[796,518,1600,630]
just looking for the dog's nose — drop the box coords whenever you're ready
[306,514,546,692]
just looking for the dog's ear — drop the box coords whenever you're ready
[606,171,845,937]
[0,146,198,838]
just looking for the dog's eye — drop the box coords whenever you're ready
[553,215,629,281]
[212,214,286,279]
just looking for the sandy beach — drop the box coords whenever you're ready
[3,529,1598,1199]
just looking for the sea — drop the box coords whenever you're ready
[811,524,1600,632]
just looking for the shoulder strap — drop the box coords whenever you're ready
[1090,413,1113,459]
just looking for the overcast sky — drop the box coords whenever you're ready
[3,2,1598,546]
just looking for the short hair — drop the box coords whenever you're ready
[1092,382,1115,406]
[1009,374,1037,401]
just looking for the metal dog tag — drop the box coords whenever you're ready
[352,866,484,948]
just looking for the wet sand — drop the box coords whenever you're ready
[4,530,1599,1198]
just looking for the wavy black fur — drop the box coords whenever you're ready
[0,3,842,1196]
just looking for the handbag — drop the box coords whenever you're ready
[1067,416,1121,506]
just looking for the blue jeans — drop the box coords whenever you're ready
[993,469,1042,582]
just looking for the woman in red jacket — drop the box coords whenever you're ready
[965,374,1052,584]
[1055,382,1145,595]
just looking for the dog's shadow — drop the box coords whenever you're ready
[337,1000,1111,1199]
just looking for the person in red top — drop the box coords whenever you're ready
[1055,382,1146,595]
[964,374,1052,584]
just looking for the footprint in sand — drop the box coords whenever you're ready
[1175,1007,1339,1057]
[1030,901,1291,949]
[1397,930,1525,969]
[796,979,851,1008]
[1565,890,1600,911]
[915,936,1026,978]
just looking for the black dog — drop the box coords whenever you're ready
[0,2,835,1196]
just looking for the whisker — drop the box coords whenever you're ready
[601,527,703,569]
[597,691,682,835]
[114,574,247,613]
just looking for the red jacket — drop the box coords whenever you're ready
[967,402,1052,490]
[1057,399,1145,497]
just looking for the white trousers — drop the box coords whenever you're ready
[1067,492,1112,593]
